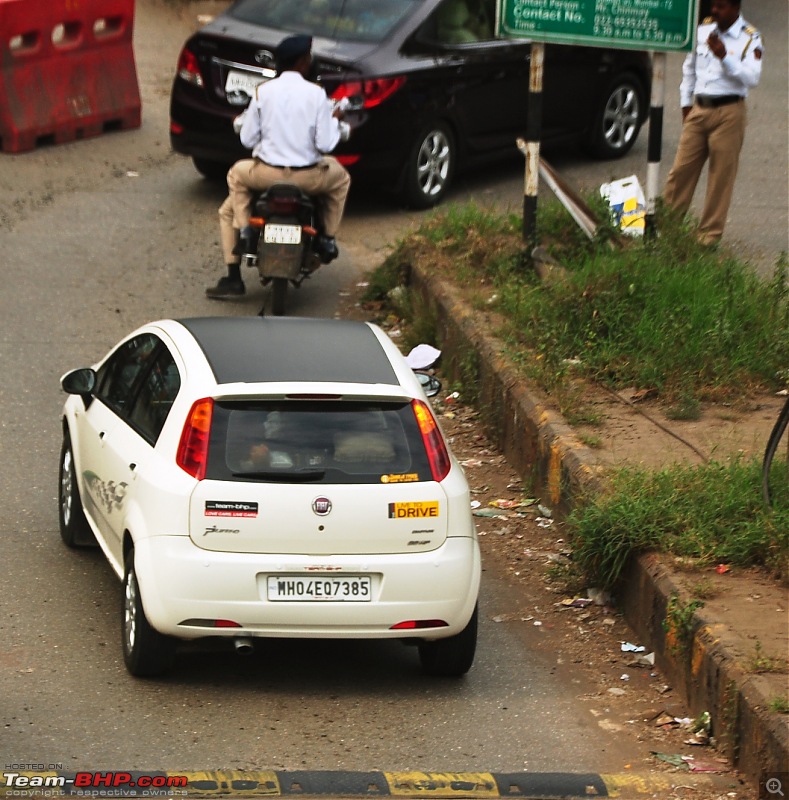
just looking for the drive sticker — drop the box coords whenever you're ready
[388,501,440,519]
[381,473,419,483]
[205,500,259,518]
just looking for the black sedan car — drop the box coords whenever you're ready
[169,0,651,208]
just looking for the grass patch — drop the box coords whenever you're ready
[366,200,789,405]
[567,457,789,588]
[362,199,789,586]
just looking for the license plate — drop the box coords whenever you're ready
[264,224,302,245]
[225,69,268,98]
[267,576,371,602]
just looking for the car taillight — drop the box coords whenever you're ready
[412,399,451,482]
[176,398,213,480]
[330,76,406,109]
[176,47,204,88]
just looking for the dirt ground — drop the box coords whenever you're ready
[340,279,789,797]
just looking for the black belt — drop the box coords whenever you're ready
[695,94,743,108]
[261,161,319,170]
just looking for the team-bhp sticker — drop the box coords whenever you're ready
[388,501,439,519]
[205,500,258,517]
[2,771,188,791]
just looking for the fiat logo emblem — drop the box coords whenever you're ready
[312,497,332,516]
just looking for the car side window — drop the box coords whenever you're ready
[421,0,495,45]
[127,347,182,444]
[95,334,160,416]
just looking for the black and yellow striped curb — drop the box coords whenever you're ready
[0,770,724,798]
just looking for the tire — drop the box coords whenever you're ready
[583,72,645,159]
[58,431,95,548]
[192,157,232,181]
[402,122,455,209]
[270,277,288,316]
[418,604,478,677]
[122,553,176,677]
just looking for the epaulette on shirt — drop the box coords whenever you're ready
[741,26,761,59]
[702,16,713,23]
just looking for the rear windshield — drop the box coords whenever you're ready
[230,0,416,43]
[207,400,433,484]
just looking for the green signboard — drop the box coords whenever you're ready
[497,0,697,52]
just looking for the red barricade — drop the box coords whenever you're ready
[0,0,141,153]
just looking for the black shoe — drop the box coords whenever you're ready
[205,277,245,299]
[315,234,339,264]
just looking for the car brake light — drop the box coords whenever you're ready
[176,398,213,480]
[390,619,449,629]
[176,46,204,88]
[330,76,406,109]
[412,399,451,482]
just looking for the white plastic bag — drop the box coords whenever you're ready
[600,175,646,236]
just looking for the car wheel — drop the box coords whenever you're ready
[122,553,176,677]
[58,431,95,548]
[583,73,644,159]
[402,122,455,209]
[418,603,477,677]
[192,157,231,182]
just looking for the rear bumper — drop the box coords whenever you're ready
[134,535,481,641]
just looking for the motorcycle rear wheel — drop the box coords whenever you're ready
[270,277,288,316]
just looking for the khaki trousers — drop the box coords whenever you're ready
[219,156,351,265]
[663,101,747,245]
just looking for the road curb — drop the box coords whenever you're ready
[0,770,724,798]
[406,260,788,788]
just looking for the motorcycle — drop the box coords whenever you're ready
[234,95,358,317]
[240,184,326,316]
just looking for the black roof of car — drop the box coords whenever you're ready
[176,317,399,386]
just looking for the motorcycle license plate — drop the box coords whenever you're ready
[266,576,372,602]
[264,224,302,245]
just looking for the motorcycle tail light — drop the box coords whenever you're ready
[176,47,204,88]
[330,76,406,109]
[249,216,265,228]
[176,398,213,480]
[265,196,300,215]
[411,399,451,482]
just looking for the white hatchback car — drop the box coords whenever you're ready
[59,317,480,677]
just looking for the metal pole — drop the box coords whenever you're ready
[522,42,544,250]
[644,51,665,239]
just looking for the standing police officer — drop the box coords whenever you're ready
[663,0,763,246]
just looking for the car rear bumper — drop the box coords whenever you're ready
[134,535,481,641]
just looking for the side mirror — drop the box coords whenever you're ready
[415,371,442,398]
[61,368,97,396]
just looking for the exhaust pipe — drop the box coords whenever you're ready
[233,637,254,655]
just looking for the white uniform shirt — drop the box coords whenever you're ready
[239,70,341,166]
[680,15,763,107]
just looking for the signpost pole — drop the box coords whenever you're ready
[645,52,666,239]
[522,42,544,250]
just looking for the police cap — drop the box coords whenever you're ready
[275,34,312,70]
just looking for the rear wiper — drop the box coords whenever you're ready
[232,470,326,482]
